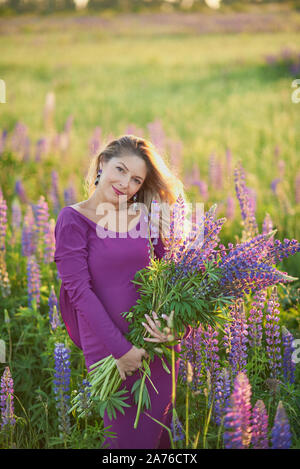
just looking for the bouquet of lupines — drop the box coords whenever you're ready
[70,197,300,428]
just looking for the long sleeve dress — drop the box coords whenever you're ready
[54,205,191,449]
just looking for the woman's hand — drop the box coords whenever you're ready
[116,345,149,381]
[142,311,181,343]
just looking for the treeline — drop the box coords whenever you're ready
[0,0,296,15]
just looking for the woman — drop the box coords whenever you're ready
[54,135,192,449]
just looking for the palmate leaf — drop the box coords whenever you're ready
[95,388,131,421]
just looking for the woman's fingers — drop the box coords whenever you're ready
[142,321,161,339]
[144,313,161,333]
[152,311,161,327]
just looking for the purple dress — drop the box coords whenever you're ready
[54,205,191,449]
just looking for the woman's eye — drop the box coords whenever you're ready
[117,167,141,184]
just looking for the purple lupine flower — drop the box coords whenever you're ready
[48,285,62,329]
[274,145,280,160]
[77,378,92,415]
[209,152,217,189]
[215,161,224,191]
[213,368,232,426]
[27,254,41,309]
[15,179,28,204]
[64,115,73,135]
[295,171,300,205]
[262,212,273,236]
[44,218,56,264]
[202,324,220,386]
[190,162,201,185]
[277,159,285,178]
[271,178,281,195]
[281,326,296,385]
[226,196,235,221]
[167,138,183,177]
[223,371,252,449]
[63,185,77,207]
[290,62,300,76]
[0,194,7,251]
[49,170,61,216]
[251,400,269,449]
[271,401,292,449]
[89,126,102,157]
[125,124,144,138]
[22,135,31,161]
[147,119,166,155]
[225,301,249,377]
[234,161,258,241]
[11,198,22,232]
[265,286,282,379]
[10,121,28,155]
[0,366,16,429]
[53,343,71,439]
[35,137,47,162]
[225,148,232,180]
[21,206,38,257]
[0,129,8,155]
[170,415,184,442]
[264,54,276,65]
[247,288,267,349]
[192,179,208,200]
[266,238,300,265]
[179,326,206,392]
[35,196,50,238]
[216,231,299,299]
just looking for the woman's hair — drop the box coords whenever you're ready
[84,134,191,245]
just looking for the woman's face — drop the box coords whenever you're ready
[98,154,147,209]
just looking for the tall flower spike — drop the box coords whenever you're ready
[27,254,41,309]
[223,371,252,449]
[251,400,269,449]
[234,161,258,242]
[248,288,267,349]
[282,326,296,385]
[226,301,249,378]
[0,366,16,429]
[213,368,231,426]
[53,343,71,439]
[265,286,282,379]
[271,401,292,449]
[48,285,62,330]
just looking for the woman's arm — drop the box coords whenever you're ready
[54,214,132,360]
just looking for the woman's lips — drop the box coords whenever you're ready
[112,185,125,195]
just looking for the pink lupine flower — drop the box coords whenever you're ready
[251,400,269,449]
[0,366,16,429]
[223,371,252,449]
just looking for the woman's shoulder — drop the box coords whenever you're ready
[55,206,89,235]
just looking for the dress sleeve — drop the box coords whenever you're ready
[153,234,192,341]
[54,214,132,360]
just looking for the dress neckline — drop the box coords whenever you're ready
[66,205,143,234]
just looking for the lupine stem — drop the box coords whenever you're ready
[186,380,189,447]
[134,358,150,429]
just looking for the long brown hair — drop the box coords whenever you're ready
[84,134,191,245]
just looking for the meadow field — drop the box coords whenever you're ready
[0,6,300,449]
